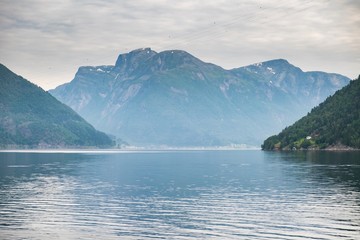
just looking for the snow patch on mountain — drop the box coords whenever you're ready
[170,86,188,96]
[120,84,142,102]
[267,67,276,74]
[99,93,107,98]
[76,93,91,111]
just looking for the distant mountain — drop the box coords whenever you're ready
[262,76,360,150]
[232,59,348,107]
[50,48,350,147]
[0,64,114,148]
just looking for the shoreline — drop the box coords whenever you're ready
[263,143,359,152]
[0,146,261,153]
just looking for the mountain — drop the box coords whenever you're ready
[262,76,360,150]
[50,48,350,147]
[232,59,348,107]
[0,64,114,148]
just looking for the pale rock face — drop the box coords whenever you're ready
[49,50,350,147]
[76,93,92,111]
[170,87,188,96]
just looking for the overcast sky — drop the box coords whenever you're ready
[0,0,359,90]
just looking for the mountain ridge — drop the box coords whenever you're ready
[50,48,350,147]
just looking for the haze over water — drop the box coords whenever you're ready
[0,150,359,239]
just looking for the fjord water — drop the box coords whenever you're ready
[0,151,359,239]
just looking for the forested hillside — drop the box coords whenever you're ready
[0,64,114,148]
[262,76,360,150]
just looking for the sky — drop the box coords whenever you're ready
[0,0,359,90]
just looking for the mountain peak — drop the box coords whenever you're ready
[241,58,301,77]
[160,49,191,55]
[263,58,289,65]
[158,49,199,61]
[115,48,157,69]
[250,59,291,68]
[153,49,203,69]
[130,47,155,54]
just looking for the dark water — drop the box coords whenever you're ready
[0,150,359,239]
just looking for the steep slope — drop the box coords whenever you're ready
[262,76,360,150]
[0,64,114,148]
[50,48,350,147]
[233,59,348,106]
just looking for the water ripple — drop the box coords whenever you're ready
[1,151,360,239]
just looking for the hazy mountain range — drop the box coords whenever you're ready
[0,64,113,148]
[50,48,350,147]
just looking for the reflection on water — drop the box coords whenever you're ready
[0,150,359,239]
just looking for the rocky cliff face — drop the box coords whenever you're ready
[50,48,350,147]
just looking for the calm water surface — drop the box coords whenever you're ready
[0,150,359,239]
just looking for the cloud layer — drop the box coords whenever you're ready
[1,0,359,89]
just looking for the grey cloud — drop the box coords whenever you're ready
[0,0,359,90]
